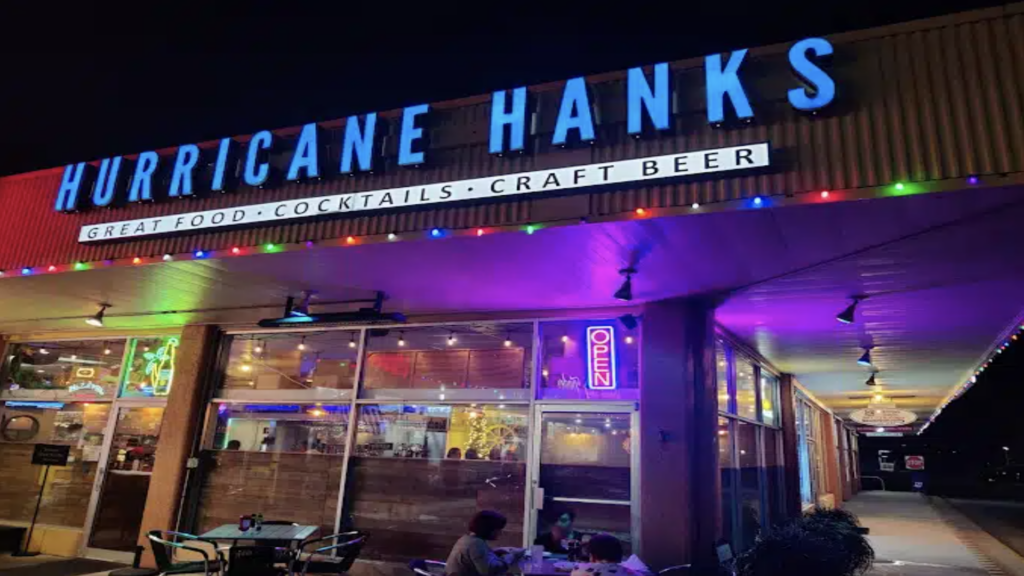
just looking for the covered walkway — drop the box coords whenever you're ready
[845,491,1023,576]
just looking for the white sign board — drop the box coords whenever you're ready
[849,406,917,427]
[79,142,770,242]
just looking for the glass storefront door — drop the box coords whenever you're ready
[83,403,165,557]
[529,405,638,553]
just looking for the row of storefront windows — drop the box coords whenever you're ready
[715,340,785,554]
[195,318,638,561]
[0,321,815,561]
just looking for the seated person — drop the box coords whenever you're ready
[570,534,626,576]
[534,508,581,554]
[446,510,525,576]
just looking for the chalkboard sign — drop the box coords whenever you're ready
[31,444,70,466]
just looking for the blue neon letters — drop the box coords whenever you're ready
[169,145,200,197]
[787,37,835,111]
[553,77,595,145]
[286,123,321,181]
[128,152,159,202]
[706,50,753,123]
[92,157,124,206]
[244,130,273,187]
[211,138,236,192]
[55,163,88,211]
[490,87,527,154]
[54,37,839,212]
[398,104,428,166]
[627,63,670,134]
[340,113,377,173]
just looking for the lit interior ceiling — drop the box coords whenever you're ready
[1,186,1022,424]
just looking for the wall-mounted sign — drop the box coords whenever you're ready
[586,326,617,390]
[56,37,832,218]
[67,382,105,395]
[79,142,770,242]
[850,406,918,427]
[905,455,925,471]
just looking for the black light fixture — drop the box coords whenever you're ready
[857,348,872,367]
[85,304,109,328]
[397,332,406,347]
[504,333,512,347]
[865,372,878,386]
[618,313,639,330]
[836,296,864,324]
[447,332,457,346]
[614,268,637,302]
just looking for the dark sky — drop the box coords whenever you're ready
[0,0,1012,176]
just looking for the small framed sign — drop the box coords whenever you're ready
[31,444,70,466]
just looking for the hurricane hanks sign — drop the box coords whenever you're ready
[54,36,840,243]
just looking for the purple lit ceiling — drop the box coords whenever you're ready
[1,186,1022,422]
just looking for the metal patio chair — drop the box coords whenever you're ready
[408,559,447,576]
[290,531,368,575]
[148,530,226,575]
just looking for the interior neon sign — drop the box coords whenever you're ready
[586,326,617,390]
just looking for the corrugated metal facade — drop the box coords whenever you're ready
[1,5,1022,271]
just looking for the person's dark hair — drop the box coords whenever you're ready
[468,510,507,540]
[226,440,241,450]
[587,534,623,563]
[736,517,873,576]
[447,447,462,459]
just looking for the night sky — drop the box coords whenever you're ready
[0,1,1013,176]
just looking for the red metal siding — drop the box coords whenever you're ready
[0,6,1021,271]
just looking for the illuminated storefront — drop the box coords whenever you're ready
[3,4,1023,571]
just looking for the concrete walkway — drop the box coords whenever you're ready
[846,491,1024,576]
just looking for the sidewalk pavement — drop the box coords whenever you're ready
[846,490,1024,576]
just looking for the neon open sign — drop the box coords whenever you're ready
[586,326,617,390]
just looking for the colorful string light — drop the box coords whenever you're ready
[0,178,982,280]
[920,321,1024,434]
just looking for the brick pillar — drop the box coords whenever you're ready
[778,374,802,518]
[639,297,718,570]
[136,325,218,566]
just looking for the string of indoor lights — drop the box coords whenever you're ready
[0,176,984,280]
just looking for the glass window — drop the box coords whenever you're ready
[361,323,532,401]
[763,428,785,527]
[735,358,757,421]
[718,416,735,546]
[196,403,350,539]
[120,336,180,398]
[0,401,110,528]
[539,320,639,400]
[3,340,126,400]
[736,421,762,552]
[535,411,633,552]
[760,373,779,426]
[716,341,732,414]
[344,404,528,561]
[220,332,360,401]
